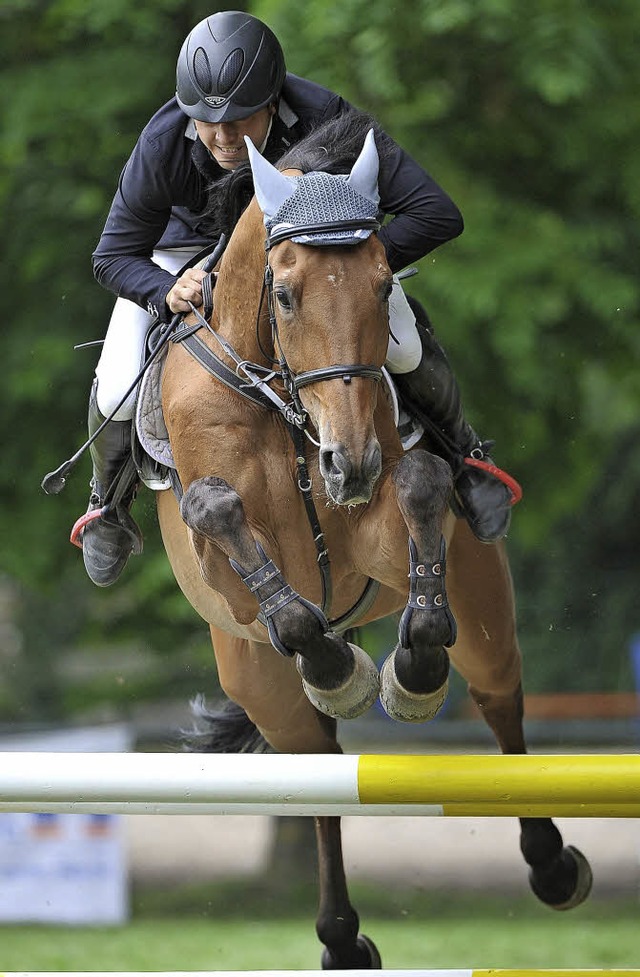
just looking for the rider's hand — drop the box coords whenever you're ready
[166,268,208,314]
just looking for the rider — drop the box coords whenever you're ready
[82,9,514,588]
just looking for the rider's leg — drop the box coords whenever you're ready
[385,277,512,544]
[81,294,150,587]
[82,374,143,587]
[81,247,200,586]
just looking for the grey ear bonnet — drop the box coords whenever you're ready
[245,129,381,246]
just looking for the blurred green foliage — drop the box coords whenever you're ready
[0,0,638,722]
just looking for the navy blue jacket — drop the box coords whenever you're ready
[93,73,463,322]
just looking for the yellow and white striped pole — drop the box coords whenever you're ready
[0,753,639,817]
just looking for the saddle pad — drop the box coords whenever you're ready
[135,344,176,471]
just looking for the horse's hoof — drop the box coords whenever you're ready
[379,647,448,722]
[529,844,593,910]
[298,643,379,720]
[321,934,382,969]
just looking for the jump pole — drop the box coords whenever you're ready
[2,970,639,976]
[1,752,639,817]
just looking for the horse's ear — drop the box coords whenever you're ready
[245,136,296,221]
[346,129,380,206]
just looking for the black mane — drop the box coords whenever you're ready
[202,109,390,242]
[277,110,389,175]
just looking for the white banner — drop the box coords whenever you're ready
[0,724,132,924]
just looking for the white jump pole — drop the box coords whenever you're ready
[1,752,639,817]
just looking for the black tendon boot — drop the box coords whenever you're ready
[394,316,514,543]
[81,381,143,586]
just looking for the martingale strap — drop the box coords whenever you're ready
[171,304,307,427]
[173,327,279,413]
[288,423,332,615]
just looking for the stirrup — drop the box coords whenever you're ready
[71,502,143,553]
[462,453,523,506]
[70,505,108,548]
[453,451,520,543]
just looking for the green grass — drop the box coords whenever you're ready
[1,884,638,970]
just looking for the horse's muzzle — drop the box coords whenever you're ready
[319,439,382,506]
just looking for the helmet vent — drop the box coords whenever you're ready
[218,48,244,94]
[193,47,213,93]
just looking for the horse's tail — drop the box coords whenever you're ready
[183,693,271,754]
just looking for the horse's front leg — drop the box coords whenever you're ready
[379,449,457,723]
[180,475,379,720]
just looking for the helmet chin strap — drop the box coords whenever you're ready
[258,115,274,154]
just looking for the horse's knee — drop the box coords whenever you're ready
[393,450,452,521]
[180,476,245,541]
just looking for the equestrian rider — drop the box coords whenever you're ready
[83,10,514,587]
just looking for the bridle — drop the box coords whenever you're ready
[261,217,385,432]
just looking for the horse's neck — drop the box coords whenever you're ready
[213,200,269,360]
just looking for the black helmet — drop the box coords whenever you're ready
[176,11,286,124]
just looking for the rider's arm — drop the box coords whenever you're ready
[92,108,208,322]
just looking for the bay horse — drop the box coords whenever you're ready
[156,113,591,968]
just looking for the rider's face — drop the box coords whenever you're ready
[195,105,276,170]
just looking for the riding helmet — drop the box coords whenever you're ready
[176,11,286,123]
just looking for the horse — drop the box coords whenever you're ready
[155,113,592,968]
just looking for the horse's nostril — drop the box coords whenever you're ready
[321,450,341,479]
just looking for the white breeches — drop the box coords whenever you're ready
[95,257,422,421]
[95,248,202,419]
[385,276,423,374]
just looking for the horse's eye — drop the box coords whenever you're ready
[382,280,393,302]
[275,288,292,312]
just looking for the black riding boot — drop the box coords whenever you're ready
[394,321,513,543]
[81,380,143,586]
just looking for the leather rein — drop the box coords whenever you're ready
[170,220,383,631]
